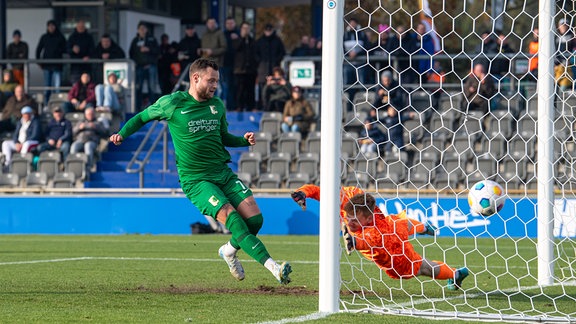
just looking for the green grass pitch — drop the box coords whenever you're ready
[0,235,574,323]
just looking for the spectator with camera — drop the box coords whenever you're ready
[281,86,315,136]
[262,67,291,112]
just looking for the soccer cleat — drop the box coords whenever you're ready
[447,267,469,291]
[419,223,438,236]
[274,262,292,285]
[218,245,245,281]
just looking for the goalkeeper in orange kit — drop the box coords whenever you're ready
[291,184,469,290]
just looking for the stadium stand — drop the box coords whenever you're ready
[25,171,48,188]
[52,172,76,188]
[0,173,19,188]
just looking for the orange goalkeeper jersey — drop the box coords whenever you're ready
[297,184,423,279]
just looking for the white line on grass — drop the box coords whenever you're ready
[256,312,332,324]
[0,257,543,271]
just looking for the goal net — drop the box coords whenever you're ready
[320,0,576,322]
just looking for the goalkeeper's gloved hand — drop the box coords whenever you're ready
[341,222,355,255]
[291,191,307,211]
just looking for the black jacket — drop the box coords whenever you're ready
[178,35,201,70]
[233,35,258,75]
[36,30,66,71]
[129,34,160,66]
[12,117,42,143]
[255,32,286,79]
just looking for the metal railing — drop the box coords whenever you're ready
[125,120,171,188]
[0,58,137,112]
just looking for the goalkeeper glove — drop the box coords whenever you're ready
[291,191,307,211]
[341,222,355,255]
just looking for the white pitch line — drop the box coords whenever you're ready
[255,312,333,324]
[0,257,543,271]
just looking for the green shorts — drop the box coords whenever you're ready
[182,168,253,218]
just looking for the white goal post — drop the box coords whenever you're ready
[319,0,576,321]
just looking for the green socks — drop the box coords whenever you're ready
[229,213,264,250]
[225,211,270,265]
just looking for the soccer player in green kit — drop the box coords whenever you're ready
[109,58,292,284]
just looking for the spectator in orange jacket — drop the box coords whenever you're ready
[291,184,469,290]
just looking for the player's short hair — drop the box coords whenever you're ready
[343,193,376,216]
[189,58,219,75]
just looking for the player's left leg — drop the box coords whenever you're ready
[418,258,469,290]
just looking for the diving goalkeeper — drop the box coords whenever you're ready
[109,58,292,284]
[291,184,468,290]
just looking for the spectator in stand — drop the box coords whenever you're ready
[556,18,575,65]
[393,25,417,85]
[262,67,291,112]
[95,72,125,114]
[67,20,95,84]
[291,35,311,56]
[281,86,315,135]
[371,24,394,57]
[255,23,286,109]
[527,27,539,80]
[6,29,28,85]
[0,70,18,108]
[473,30,498,76]
[461,63,496,114]
[129,22,160,110]
[178,24,201,72]
[380,104,416,153]
[64,72,96,113]
[491,30,515,83]
[36,20,66,105]
[35,106,72,160]
[199,18,227,100]
[415,23,435,84]
[343,18,368,86]
[71,107,107,169]
[158,34,179,94]
[93,34,126,84]
[233,22,258,112]
[554,58,573,92]
[373,70,407,110]
[359,117,386,155]
[223,17,240,110]
[308,36,321,56]
[0,85,37,134]
[1,106,42,169]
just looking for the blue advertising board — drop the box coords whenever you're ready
[0,196,574,238]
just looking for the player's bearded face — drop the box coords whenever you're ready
[195,68,219,100]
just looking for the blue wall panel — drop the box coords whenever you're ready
[0,196,574,238]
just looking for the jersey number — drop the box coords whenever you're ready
[236,180,249,194]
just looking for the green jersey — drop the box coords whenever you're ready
[118,91,249,181]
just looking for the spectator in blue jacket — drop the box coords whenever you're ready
[2,106,42,168]
[359,117,386,155]
[36,106,73,160]
[381,104,416,153]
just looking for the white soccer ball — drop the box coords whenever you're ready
[468,180,506,216]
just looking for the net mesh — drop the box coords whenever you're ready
[337,0,576,321]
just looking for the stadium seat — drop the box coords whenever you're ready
[37,151,62,180]
[344,172,371,188]
[407,164,432,189]
[277,132,302,160]
[354,151,379,177]
[267,152,291,181]
[486,110,514,138]
[305,131,321,153]
[52,172,76,188]
[296,152,320,183]
[238,151,262,181]
[507,134,535,160]
[0,173,19,188]
[341,132,359,158]
[250,132,272,161]
[26,172,48,188]
[517,114,537,139]
[236,172,253,188]
[432,168,462,191]
[478,133,506,160]
[9,154,32,180]
[259,112,282,139]
[65,153,88,181]
[286,173,310,189]
[257,173,282,189]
